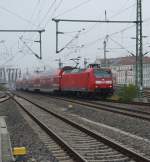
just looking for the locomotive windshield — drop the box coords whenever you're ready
[94,69,111,78]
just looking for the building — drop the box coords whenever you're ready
[0,67,21,89]
[96,56,150,88]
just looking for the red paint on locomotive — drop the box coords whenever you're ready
[16,64,114,96]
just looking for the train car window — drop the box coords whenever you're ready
[71,69,84,73]
[63,69,73,74]
[71,69,79,73]
[94,70,112,78]
[63,68,85,74]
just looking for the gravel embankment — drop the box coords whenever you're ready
[16,92,150,158]
[19,93,150,140]
[0,91,6,97]
[0,99,58,162]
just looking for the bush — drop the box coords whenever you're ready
[0,84,7,91]
[117,84,138,102]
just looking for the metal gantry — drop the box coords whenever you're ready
[0,29,45,59]
[52,18,137,54]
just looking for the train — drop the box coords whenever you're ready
[16,64,114,97]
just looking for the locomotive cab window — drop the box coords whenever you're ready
[63,69,73,74]
[94,69,112,78]
[71,69,84,73]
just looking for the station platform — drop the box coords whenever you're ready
[0,117,14,162]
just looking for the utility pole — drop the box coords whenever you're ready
[104,40,107,67]
[125,70,130,85]
[103,35,109,67]
[136,0,143,96]
[3,68,6,83]
[55,58,63,69]
[56,20,59,54]
[84,58,88,68]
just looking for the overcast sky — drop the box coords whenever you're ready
[0,0,149,71]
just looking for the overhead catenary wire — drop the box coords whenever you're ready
[19,0,137,57]
[37,0,57,27]
[19,0,45,49]
[83,24,136,48]
[18,0,57,53]
[41,0,63,29]
[54,0,93,18]
[25,0,148,59]
[30,1,48,27]
[0,5,38,27]
[4,0,150,67]
[81,1,136,35]
[108,36,135,56]
[51,0,137,56]
[51,0,63,18]
[0,2,46,55]
[109,3,136,19]
[23,0,42,36]
[19,37,40,59]
[53,0,135,37]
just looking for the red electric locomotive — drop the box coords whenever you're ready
[60,64,113,96]
[16,64,114,97]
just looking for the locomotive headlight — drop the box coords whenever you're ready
[95,81,102,84]
[105,81,112,84]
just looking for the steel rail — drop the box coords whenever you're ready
[0,96,10,103]
[47,96,150,122]
[13,91,150,120]
[13,96,87,162]
[12,93,150,162]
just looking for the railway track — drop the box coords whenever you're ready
[144,90,150,101]
[45,96,150,122]
[13,91,150,121]
[12,93,150,162]
[0,93,10,103]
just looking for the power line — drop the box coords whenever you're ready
[19,37,41,59]
[20,0,57,48]
[0,5,38,27]
[19,0,56,44]
[51,0,63,17]
[83,24,136,48]
[109,3,136,19]
[24,0,41,32]
[81,3,136,36]
[41,0,63,29]
[37,0,57,27]
[54,0,92,18]
[108,36,135,56]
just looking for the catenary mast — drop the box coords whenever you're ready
[136,0,143,95]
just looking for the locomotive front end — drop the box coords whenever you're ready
[94,68,114,95]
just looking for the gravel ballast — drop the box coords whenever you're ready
[15,92,150,158]
[19,93,150,140]
[0,99,58,162]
